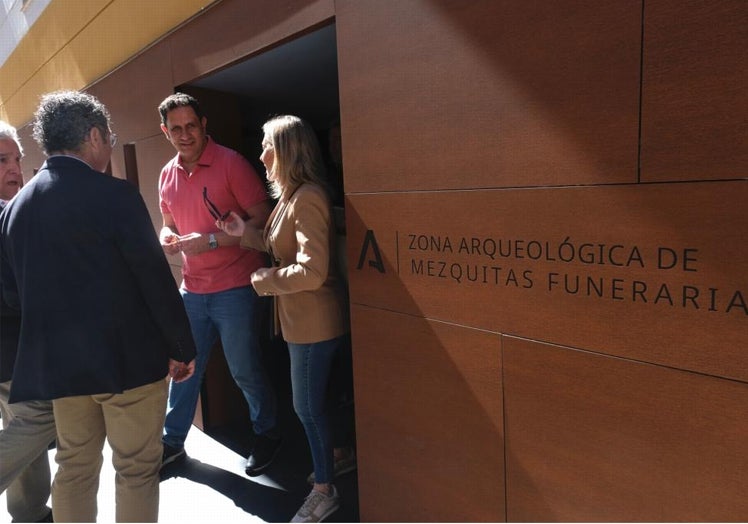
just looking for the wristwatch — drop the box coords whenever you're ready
[208,233,218,250]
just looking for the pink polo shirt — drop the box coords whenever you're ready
[159,137,269,293]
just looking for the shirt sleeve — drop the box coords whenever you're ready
[158,165,172,216]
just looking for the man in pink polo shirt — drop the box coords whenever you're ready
[157,93,281,476]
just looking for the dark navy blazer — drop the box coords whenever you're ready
[0,199,20,383]
[0,156,196,402]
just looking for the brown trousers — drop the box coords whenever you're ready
[51,378,167,522]
[0,380,56,522]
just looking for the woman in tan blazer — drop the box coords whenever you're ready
[217,115,349,523]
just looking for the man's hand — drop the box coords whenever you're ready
[160,227,181,255]
[168,359,195,383]
[177,232,208,256]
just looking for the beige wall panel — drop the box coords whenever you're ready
[3,58,93,130]
[13,32,171,181]
[0,0,216,126]
[503,337,748,521]
[3,1,108,79]
[336,0,640,192]
[86,41,175,145]
[641,0,748,182]
[0,0,109,123]
[168,0,334,87]
[351,305,503,521]
[346,182,747,381]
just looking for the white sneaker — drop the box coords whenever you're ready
[291,485,340,523]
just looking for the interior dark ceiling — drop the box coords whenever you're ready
[187,23,339,128]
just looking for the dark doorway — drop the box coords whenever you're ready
[177,19,343,427]
[183,23,340,180]
[171,22,357,521]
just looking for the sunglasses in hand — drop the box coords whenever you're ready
[203,187,231,221]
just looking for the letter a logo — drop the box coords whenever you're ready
[356,229,385,273]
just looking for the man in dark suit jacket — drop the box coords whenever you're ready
[0,120,55,523]
[0,91,197,522]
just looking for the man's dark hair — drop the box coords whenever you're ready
[32,91,110,155]
[158,92,204,125]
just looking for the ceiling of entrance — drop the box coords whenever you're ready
[187,24,339,125]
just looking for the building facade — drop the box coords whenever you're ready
[1,0,746,521]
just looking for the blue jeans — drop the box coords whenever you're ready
[163,286,277,448]
[288,335,347,485]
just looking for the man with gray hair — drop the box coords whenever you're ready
[0,91,197,522]
[0,121,24,199]
[0,120,55,523]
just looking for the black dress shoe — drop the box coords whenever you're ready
[161,443,187,468]
[11,507,53,523]
[245,434,282,476]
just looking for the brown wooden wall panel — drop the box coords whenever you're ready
[336,0,641,192]
[87,40,174,147]
[346,181,747,382]
[168,0,334,87]
[36,1,743,521]
[503,337,748,521]
[16,38,174,186]
[641,0,748,182]
[351,305,504,522]
[131,134,181,237]
[85,41,176,189]
[17,125,45,186]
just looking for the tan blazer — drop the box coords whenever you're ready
[241,183,348,344]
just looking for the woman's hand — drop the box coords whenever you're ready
[219,211,266,252]
[251,267,275,284]
[216,211,245,237]
[250,267,278,296]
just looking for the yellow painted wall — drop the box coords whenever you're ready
[0,0,219,126]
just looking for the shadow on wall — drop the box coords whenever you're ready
[346,203,506,522]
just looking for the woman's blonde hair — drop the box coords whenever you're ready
[263,115,327,199]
